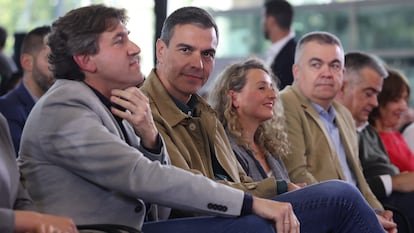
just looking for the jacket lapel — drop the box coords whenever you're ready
[292,85,347,180]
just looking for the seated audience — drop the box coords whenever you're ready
[140,5,385,231]
[369,68,414,172]
[279,31,396,232]
[0,26,54,155]
[0,113,77,233]
[336,51,414,232]
[20,4,312,233]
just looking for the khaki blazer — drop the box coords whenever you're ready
[280,84,382,209]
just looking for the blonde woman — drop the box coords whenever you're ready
[210,58,296,190]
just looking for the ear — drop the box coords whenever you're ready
[292,64,299,81]
[339,79,348,94]
[73,54,96,73]
[228,90,239,109]
[20,53,33,72]
[156,39,166,65]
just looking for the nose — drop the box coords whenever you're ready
[268,89,277,99]
[369,95,379,107]
[320,64,334,77]
[128,40,141,56]
[399,98,408,111]
[191,52,204,70]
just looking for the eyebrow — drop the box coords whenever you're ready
[176,43,216,54]
[176,43,193,48]
[362,87,381,93]
[203,48,216,55]
[112,29,129,40]
[309,57,341,64]
[256,80,272,85]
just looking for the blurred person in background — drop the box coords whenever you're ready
[0,26,18,95]
[0,26,54,156]
[263,0,296,90]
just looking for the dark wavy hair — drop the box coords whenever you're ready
[369,68,411,126]
[47,4,128,81]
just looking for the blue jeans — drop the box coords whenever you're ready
[142,180,385,233]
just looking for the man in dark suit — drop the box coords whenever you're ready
[263,0,296,90]
[0,26,53,155]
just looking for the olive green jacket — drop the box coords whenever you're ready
[141,69,278,199]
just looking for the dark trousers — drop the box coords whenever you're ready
[142,180,384,233]
[382,191,414,233]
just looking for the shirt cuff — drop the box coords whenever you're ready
[276,180,288,194]
[240,194,253,216]
[379,174,392,196]
[141,134,162,154]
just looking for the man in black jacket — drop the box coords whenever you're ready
[263,0,296,90]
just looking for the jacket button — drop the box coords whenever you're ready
[135,203,143,213]
[189,123,196,131]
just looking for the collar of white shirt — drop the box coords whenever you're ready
[356,121,369,132]
[265,31,296,66]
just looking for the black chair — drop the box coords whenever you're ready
[77,224,142,233]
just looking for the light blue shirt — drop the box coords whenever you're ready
[311,102,357,186]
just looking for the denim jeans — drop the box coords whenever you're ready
[142,180,385,233]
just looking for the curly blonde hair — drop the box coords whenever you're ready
[209,58,290,158]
